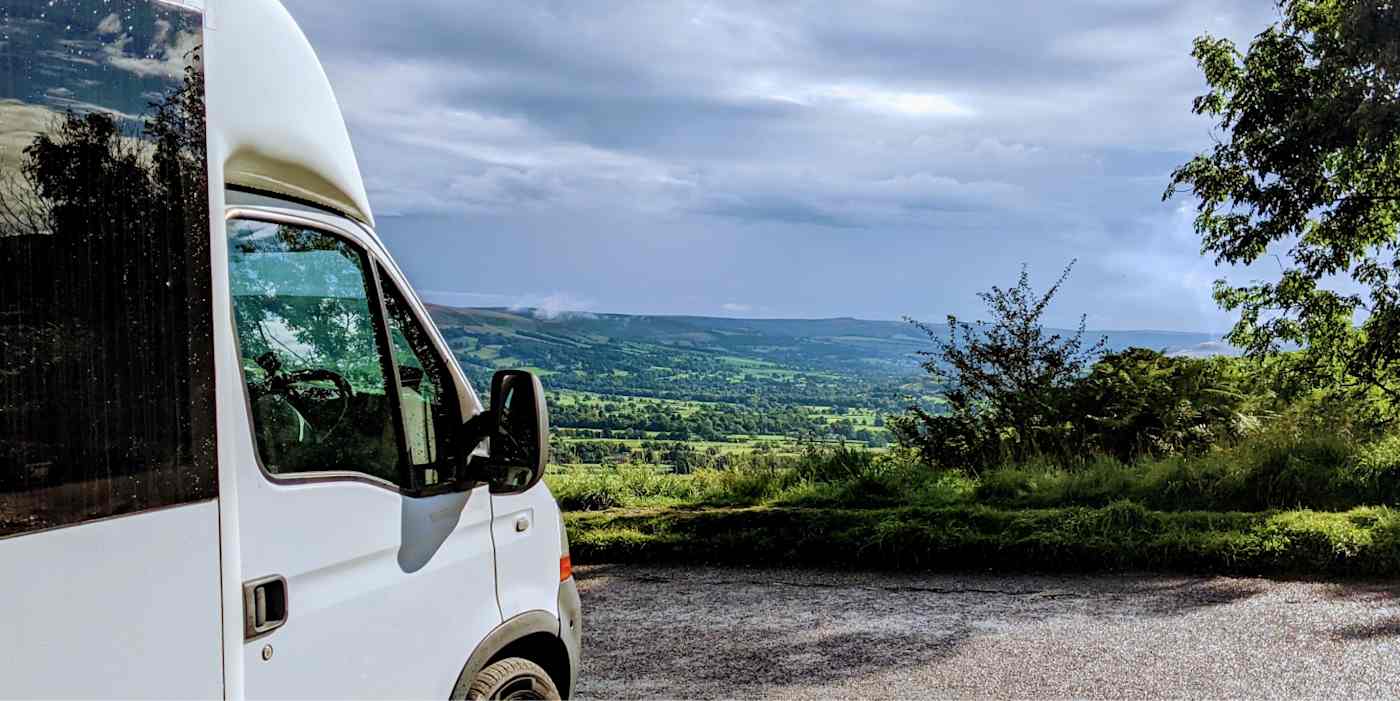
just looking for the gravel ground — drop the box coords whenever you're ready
[573,564,1400,699]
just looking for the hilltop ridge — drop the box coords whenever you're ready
[426,304,1232,414]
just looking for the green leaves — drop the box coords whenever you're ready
[1168,0,1400,406]
[897,262,1109,471]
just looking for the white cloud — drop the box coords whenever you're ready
[805,84,974,118]
[104,29,199,79]
[95,13,122,36]
[508,292,597,319]
[420,289,598,320]
[721,302,753,313]
[149,19,172,52]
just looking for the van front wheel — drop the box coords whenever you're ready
[467,657,561,700]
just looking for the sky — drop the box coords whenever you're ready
[281,0,1282,332]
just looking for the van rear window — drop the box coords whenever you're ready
[0,0,215,538]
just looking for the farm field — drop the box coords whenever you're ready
[428,305,1224,472]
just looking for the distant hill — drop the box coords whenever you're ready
[425,305,1232,412]
[427,305,1229,369]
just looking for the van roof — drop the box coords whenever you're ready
[206,0,374,227]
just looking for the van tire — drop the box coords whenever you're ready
[467,657,561,700]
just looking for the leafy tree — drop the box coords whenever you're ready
[1165,1,1400,406]
[893,262,1105,472]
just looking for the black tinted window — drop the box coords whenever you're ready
[0,1,215,537]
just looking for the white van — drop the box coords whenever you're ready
[0,0,580,698]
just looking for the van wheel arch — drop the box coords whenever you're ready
[452,611,571,700]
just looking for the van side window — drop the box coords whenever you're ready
[227,220,402,486]
[379,269,463,488]
[0,1,215,538]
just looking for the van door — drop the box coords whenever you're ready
[0,2,222,697]
[223,214,499,699]
[491,488,565,621]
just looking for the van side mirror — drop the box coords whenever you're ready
[458,370,549,493]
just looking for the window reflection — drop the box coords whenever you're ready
[0,0,214,537]
[228,221,402,485]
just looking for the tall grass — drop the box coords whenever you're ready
[567,503,1400,576]
[971,423,1400,512]
[550,407,1400,575]
[548,423,1400,514]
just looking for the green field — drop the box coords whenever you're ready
[424,305,1217,479]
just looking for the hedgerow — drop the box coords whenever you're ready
[566,503,1400,576]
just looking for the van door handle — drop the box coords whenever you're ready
[243,575,288,640]
[515,516,530,532]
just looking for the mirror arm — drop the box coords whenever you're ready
[459,409,497,456]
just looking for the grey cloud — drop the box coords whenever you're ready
[693,171,1025,228]
[282,0,1281,329]
[698,192,869,229]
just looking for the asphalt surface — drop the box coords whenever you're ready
[573,564,1400,698]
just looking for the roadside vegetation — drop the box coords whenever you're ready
[564,504,1400,577]
[545,0,1400,576]
[549,233,1400,575]
[551,432,1400,576]
[550,251,1400,575]
[550,428,1400,516]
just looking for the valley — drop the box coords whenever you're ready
[427,305,1227,470]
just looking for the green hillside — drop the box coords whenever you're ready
[428,306,1227,392]
[427,306,934,415]
[425,305,1229,451]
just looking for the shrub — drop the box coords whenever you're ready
[791,443,877,483]
[1228,428,1355,510]
[1353,434,1400,504]
[896,262,1104,474]
[1072,349,1253,461]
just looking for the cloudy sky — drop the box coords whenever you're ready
[282,0,1280,331]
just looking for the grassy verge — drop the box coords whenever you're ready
[566,502,1400,577]
[548,430,1400,514]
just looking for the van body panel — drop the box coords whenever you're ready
[235,480,499,699]
[207,142,247,701]
[0,501,224,698]
[492,484,565,621]
[558,577,584,697]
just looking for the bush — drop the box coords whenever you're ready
[1072,349,1254,461]
[1227,428,1355,510]
[894,348,1279,474]
[791,443,877,483]
[896,263,1104,473]
[1353,434,1400,504]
